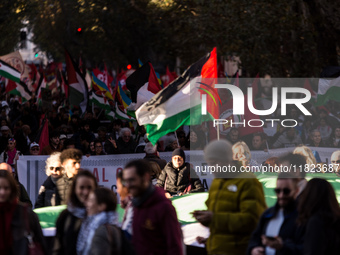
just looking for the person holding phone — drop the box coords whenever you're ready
[247,172,304,255]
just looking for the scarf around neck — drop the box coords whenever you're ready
[76,211,118,255]
[6,149,17,165]
[67,203,86,219]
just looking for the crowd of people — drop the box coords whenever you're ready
[1,137,340,254]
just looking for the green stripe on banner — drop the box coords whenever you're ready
[316,86,340,106]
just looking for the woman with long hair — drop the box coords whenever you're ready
[0,170,46,254]
[77,187,121,255]
[232,141,260,172]
[298,178,340,254]
[53,170,98,255]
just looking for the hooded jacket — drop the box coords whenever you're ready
[205,172,266,255]
[132,186,183,255]
[157,162,204,195]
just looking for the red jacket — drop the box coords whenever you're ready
[132,187,183,255]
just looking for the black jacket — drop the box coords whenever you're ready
[247,202,304,255]
[35,176,62,208]
[303,213,340,255]
[11,203,47,255]
[53,209,83,255]
[18,182,32,207]
[157,162,204,195]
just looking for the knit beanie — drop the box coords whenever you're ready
[204,139,233,163]
[172,148,186,162]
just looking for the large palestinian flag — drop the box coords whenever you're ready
[136,48,218,145]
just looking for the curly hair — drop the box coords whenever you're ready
[45,152,61,176]
[60,148,82,164]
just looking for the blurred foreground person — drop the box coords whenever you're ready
[77,187,124,255]
[0,170,47,254]
[0,162,32,206]
[117,171,133,239]
[123,159,183,255]
[157,148,204,198]
[35,152,63,208]
[53,170,97,255]
[248,173,304,255]
[193,140,266,255]
[298,178,340,255]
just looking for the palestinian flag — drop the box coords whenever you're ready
[115,103,135,121]
[65,50,88,114]
[126,62,162,110]
[316,76,340,106]
[136,48,218,145]
[0,59,21,83]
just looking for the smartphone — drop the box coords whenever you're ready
[265,236,276,241]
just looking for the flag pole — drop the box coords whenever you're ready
[217,123,220,140]
[174,131,180,147]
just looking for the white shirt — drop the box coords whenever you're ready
[265,208,284,255]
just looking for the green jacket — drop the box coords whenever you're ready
[205,172,266,255]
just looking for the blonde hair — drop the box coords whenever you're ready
[45,152,62,176]
[232,141,251,166]
[293,145,316,167]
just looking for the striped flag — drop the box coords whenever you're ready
[65,51,89,114]
[136,48,218,145]
[0,59,21,83]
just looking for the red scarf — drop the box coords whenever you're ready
[0,200,17,254]
[6,148,17,165]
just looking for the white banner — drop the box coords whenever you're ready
[18,147,338,206]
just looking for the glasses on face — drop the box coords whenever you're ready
[8,142,14,145]
[50,166,62,171]
[123,135,130,138]
[332,160,340,164]
[31,147,39,151]
[274,188,291,195]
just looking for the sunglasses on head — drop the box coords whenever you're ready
[50,166,62,171]
[274,188,291,195]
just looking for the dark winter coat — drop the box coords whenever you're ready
[35,176,62,208]
[11,203,47,255]
[247,201,304,255]
[53,209,83,255]
[303,212,340,255]
[157,162,204,195]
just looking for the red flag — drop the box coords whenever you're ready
[148,62,162,94]
[162,66,176,88]
[201,47,219,119]
[39,118,49,154]
[5,79,17,93]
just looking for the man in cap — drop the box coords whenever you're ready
[193,140,266,255]
[29,142,40,155]
[157,148,204,198]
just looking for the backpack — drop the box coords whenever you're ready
[105,224,135,255]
